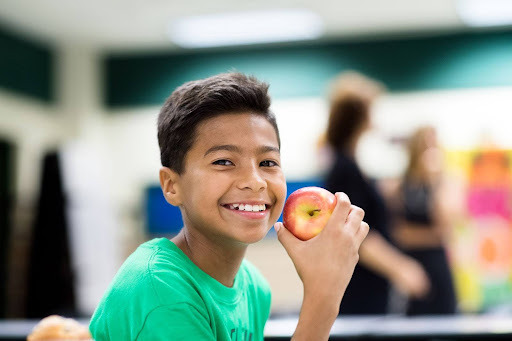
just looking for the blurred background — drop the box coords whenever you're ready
[1,0,512,320]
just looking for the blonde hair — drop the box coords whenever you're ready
[405,125,437,178]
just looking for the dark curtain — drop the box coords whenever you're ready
[26,151,77,318]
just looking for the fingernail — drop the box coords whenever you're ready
[274,223,281,232]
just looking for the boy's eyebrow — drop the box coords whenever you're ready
[204,145,241,156]
[258,145,280,154]
[204,144,280,156]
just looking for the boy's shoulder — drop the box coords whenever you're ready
[90,238,201,339]
[116,238,207,303]
[94,238,202,306]
[104,238,269,303]
[146,241,271,305]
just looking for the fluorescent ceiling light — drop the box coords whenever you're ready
[457,0,512,27]
[168,9,324,48]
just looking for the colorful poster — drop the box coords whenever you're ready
[445,149,512,313]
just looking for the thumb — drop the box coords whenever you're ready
[275,222,300,254]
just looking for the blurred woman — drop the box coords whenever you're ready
[325,71,430,315]
[391,126,458,315]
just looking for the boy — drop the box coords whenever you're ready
[90,72,369,340]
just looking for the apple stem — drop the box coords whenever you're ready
[308,209,321,217]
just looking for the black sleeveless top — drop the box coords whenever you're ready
[401,179,433,226]
[325,152,390,315]
[399,179,457,315]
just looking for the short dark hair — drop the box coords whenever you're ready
[326,96,369,151]
[158,72,280,173]
[326,71,383,151]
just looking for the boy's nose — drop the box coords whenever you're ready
[236,166,267,192]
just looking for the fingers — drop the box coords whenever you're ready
[345,205,365,233]
[345,205,367,246]
[322,193,368,245]
[323,192,351,233]
[275,222,300,256]
[357,222,370,244]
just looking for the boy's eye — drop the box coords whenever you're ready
[213,159,234,166]
[260,160,279,167]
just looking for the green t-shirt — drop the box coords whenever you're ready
[90,238,271,341]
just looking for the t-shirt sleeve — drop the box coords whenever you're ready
[136,304,215,341]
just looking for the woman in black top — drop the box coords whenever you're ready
[392,126,458,315]
[324,72,430,315]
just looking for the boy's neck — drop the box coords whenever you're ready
[171,229,247,287]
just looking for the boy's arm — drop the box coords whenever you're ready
[275,193,369,341]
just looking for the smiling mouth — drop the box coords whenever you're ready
[222,203,270,212]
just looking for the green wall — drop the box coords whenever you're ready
[104,30,512,107]
[0,25,54,102]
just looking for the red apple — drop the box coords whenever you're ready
[283,186,337,241]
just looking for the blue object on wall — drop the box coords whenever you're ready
[145,186,183,235]
[145,180,325,236]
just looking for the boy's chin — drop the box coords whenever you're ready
[235,227,272,245]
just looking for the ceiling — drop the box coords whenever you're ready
[0,0,485,52]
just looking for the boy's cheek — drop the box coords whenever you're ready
[271,175,286,197]
[274,183,287,213]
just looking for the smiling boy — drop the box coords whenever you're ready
[89,72,369,340]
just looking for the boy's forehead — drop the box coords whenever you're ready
[193,113,279,149]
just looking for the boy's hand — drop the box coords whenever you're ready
[275,192,368,305]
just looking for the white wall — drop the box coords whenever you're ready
[0,92,65,201]
[374,87,512,150]
[358,87,512,178]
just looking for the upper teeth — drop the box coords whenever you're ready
[229,204,266,212]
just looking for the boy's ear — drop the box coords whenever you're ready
[159,167,182,206]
